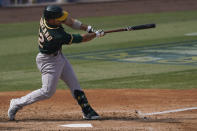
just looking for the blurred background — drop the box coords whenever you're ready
[0,0,197,91]
[0,0,126,7]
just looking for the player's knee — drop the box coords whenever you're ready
[44,90,55,98]
[40,86,56,99]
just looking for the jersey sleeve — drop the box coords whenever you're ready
[62,31,83,45]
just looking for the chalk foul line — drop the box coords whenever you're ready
[136,107,197,117]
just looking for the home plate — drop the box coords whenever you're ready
[60,123,93,128]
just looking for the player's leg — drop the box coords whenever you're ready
[8,54,64,120]
[60,54,99,120]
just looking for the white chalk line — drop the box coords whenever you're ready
[60,123,93,128]
[139,107,197,116]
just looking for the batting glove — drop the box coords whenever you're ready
[86,25,95,33]
[95,30,105,37]
[127,26,132,31]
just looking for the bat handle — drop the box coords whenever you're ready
[104,28,127,34]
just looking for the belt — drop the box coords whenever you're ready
[42,50,60,56]
[49,51,59,56]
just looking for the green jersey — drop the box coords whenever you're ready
[38,17,83,54]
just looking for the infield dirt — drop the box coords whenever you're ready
[1,89,197,130]
[0,0,197,130]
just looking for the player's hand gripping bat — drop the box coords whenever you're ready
[104,23,156,34]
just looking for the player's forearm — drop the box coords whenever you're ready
[64,16,92,32]
[64,17,85,30]
[81,30,105,42]
[81,33,96,42]
[71,20,91,32]
[80,24,89,32]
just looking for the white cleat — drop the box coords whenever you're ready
[8,99,22,121]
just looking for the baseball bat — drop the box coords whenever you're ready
[104,23,156,34]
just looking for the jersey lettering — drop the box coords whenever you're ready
[39,32,44,43]
[43,28,47,34]
[39,18,53,43]
[47,36,53,41]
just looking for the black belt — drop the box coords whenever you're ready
[50,51,59,56]
[42,51,59,56]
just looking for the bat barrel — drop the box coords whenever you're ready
[104,23,156,34]
[131,23,156,30]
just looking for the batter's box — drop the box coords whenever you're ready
[67,40,197,66]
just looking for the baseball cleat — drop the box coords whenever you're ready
[83,114,100,120]
[82,106,100,120]
[8,99,22,121]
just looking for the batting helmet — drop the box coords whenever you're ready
[43,5,68,21]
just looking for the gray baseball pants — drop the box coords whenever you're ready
[13,52,82,107]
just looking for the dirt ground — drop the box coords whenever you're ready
[1,0,197,130]
[0,89,197,130]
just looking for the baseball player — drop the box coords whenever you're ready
[8,5,105,120]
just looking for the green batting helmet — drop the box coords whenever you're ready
[43,5,68,21]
